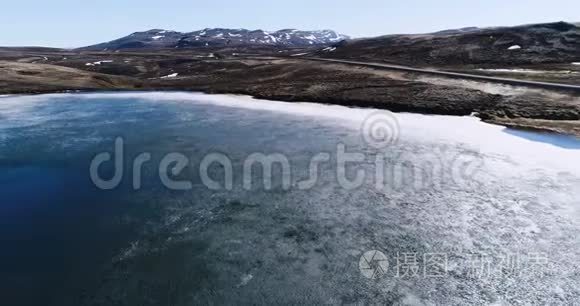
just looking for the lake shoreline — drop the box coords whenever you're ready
[2,87,579,138]
[2,55,580,137]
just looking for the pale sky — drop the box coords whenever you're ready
[2,0,578,48]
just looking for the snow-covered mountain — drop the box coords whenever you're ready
[80,28,349,50]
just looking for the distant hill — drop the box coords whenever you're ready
[322,22,580,66]
[79,28,349,51]
[432,27,481,36]
[0,46,65,52]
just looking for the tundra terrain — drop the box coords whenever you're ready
[1,22,579,136]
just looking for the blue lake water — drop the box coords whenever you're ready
[1,92,579,305]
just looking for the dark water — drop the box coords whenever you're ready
[1,92,579,305]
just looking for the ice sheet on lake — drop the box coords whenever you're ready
[3,91,578,174]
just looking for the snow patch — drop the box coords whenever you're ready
[573,62,580,65]
[290,53,309,57]
[85,60,113,66]
[160,73,179,78]
[508,45,522,50]
[116,241,140,262]
[264,34,278,42]
[151,35,165,40]
[237,274,254,287]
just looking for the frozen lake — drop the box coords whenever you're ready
[0,92,579,305]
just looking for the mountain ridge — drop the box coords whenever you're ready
[79,28,349,50]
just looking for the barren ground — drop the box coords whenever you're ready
[0,48,579,136]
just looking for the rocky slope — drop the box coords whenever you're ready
[80,28,348,51]
[0,61,139,93]
[323,22,580,66]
